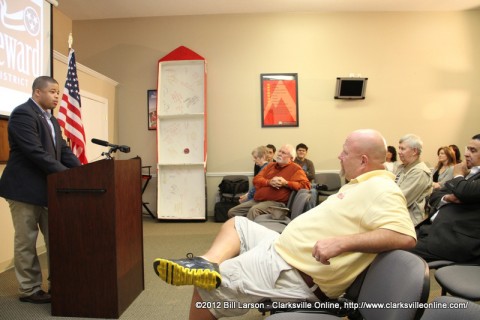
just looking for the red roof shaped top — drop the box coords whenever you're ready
[159,46,205,62]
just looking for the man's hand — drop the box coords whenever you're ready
[453,161,470,177]
[444,193,462,204]
[270,176,288,189]
[432,182,442,190]
[311,237,346,265]
[238,194,248,203]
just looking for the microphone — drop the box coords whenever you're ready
[118,145,131,153]
[91,138,110,147]
[91,138,131,154]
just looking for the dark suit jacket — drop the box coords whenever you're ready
[0,99,81,206]
[425,172,480,262]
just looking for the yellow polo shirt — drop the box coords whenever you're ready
[274,170,416,298]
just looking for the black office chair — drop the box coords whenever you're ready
[314,172,342,205]
[434,265,480,301]
[265,250,430,320]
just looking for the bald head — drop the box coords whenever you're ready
[339,129,388,180]
[348,129,387,164]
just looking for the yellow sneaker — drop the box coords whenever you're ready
[153,253,221,290]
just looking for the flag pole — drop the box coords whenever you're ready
[65,33,73,147]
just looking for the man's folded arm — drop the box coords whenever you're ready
[313,229,416,265]
[444,177,480,204]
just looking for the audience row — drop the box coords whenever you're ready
[226,133,480,267]
[153,129,480,319]
[151,130,480,320]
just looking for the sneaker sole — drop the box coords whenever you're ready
[153,258,221,291]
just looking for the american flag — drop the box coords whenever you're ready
[58,49,88,164]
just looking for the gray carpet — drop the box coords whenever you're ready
[0,216,444,319]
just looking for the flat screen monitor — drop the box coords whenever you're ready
[334,77,368,99]
[0,0,53,117]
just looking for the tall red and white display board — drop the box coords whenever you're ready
[156,46,207,220]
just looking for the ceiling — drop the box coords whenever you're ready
[56,0,480,21]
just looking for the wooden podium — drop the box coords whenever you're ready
[48,159,144,318]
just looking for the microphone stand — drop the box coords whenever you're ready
[102,146,120,160]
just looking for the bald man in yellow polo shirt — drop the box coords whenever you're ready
[153,129,417,320]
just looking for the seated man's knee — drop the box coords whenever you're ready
[247,206,262,220]
[227,208,235,218]
[228,201,255,218]
[228,206,244,218]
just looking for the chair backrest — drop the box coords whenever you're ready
[314,172,342,191]
[420,296,480,320]
[289,189,312,220]
[427,260,455,270]
[356,250,430,320]
[434,265,480,300]
[254,189,311,233]
[286,190,298,210]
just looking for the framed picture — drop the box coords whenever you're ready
[147,89,157,130]
[260,73,298,127]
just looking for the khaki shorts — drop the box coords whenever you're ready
[196,217,317,318]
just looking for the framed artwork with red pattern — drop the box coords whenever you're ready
[260,73,298,127]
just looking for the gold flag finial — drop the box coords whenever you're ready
[68,33,73,49]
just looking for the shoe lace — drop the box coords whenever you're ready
[186,252,194,259]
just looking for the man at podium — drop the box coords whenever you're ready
[0,76,81,304]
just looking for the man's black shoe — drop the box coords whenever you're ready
[153,253,221,290]
[19,290,51,304]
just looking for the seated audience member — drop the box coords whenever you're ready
[153,129,416,320]
[384,145,399,173]
[411,134,480,263]
[227,144,310,220]
[266,144,276,161]
[294,143,316,182]
[255,144,276,176]
[239,146,269,203]
[395,134,432,226]
[432,146,456,190]
[449,144,462,164]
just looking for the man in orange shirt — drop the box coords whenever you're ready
[228,144,310,220]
